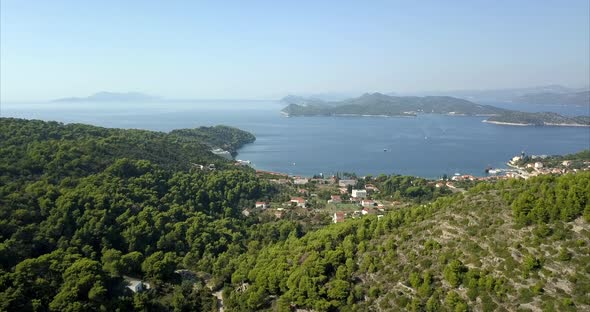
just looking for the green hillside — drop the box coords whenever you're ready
[0,118,588,312]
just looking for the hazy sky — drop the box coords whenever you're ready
[1,0,589,101]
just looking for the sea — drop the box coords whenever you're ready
[2,100,589,178]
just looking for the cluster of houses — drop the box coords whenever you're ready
[507,155,589,179]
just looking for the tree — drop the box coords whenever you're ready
[49,258,111,312]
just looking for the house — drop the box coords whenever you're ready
[124,276,150,293]
[293,178,309,185]
[562,160,572,167]
[333,212,345,223]
[339,187,348,194]
[208,164,216,170]
[435,182,445,188]
[328,195,342,204]
[361,199,375,207]
[274,211,284,219]
[361,207,372,215]
[192,163,205,170]
[270,179,290,184]
[242,209,251,217]
[351,189,367,199]
[534,162,543,169]
[338,179,357,187]
[290,197,306,207]
[255,202,268,209]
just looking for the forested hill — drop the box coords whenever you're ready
[281,93,507,117]
[224,173,590,311]
[0,118,255,182]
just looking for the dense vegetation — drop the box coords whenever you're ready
[486,111,590,126]
[281,93,506,117]
[224,173,590,311]
[1,118,588,311]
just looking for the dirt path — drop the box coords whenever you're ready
[213,290,224,312]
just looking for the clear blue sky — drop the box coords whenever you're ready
[1,0,589,101]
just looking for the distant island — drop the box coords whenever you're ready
[281,93,507,117]
[281,92,590,127]
[484,111,590,127]
[54,91,161,102]
[514,91,590,106]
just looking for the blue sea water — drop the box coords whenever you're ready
[2,100,589,178]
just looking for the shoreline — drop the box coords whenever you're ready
[482,120,590,127]
[482,120,532,126]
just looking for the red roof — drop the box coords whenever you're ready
[291,197,305,203]
[256,202,266,205]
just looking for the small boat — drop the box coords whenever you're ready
[383,148,388,152]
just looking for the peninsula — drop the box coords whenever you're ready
[484,111,590,127]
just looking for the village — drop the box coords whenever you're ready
[243,171,391,225]
[235,150,590,226]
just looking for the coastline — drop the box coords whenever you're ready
[482,120,590,127]
[482,120,532,126]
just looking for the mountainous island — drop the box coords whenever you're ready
[281,93,507,117]
[54,91,161,102]
[1,117,589,311]
[282,93,590,127]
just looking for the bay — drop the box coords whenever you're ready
[2,100,589,178]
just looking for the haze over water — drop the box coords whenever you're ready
[3,100,589,178]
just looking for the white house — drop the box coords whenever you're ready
[361,199,375,207]
[293,178,309,185]
[124,276,151,293]
[255,202,268,209]
[534,162,543,169]
[338,179,357,187]
[290,197,306,207]
[351,189,367,199]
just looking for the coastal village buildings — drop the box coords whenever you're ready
[351,189,367,199]
[293,177,309,185]
[361,199,375,207]
[124,276,150,293]
[255,202,268,209]
[338,179,357,187]
[328,195,342,204]
[333,212,345,223]
[290,197,306,207]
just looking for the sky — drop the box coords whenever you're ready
[1,0,589,101]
